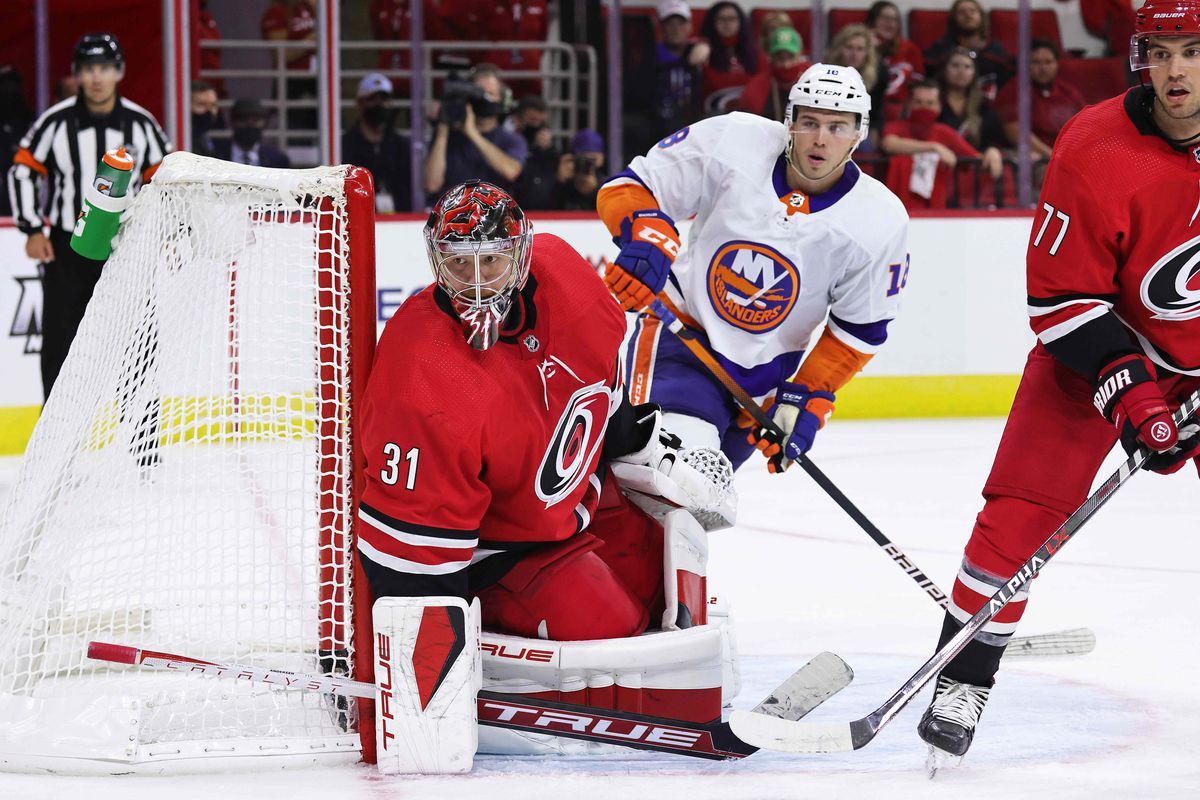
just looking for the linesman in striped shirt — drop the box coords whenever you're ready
[7,33,171,400]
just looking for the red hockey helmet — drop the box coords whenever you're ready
[424,180,533,350]
[1131,0,1200,69]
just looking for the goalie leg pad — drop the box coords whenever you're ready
[478,624,724,756]
[373,596,482,774]
[660,508,708,631]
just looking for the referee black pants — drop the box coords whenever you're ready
[41,228,103,401]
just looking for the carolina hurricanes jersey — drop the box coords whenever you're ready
[605,112,910,396]
[1027,88,1200,376]
[356,233,628,596]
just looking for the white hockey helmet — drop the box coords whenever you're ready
[785,63,872,142]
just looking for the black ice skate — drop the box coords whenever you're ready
[918,674,991,775]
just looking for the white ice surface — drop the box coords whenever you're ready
[1,418,1197,799]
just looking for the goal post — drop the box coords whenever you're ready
[0,153,377,773]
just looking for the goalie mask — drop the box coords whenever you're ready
[425,180,533,350]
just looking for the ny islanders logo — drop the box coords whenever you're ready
[1141,235,1200,321]
[706,241,799,333]
[535,381,612,508]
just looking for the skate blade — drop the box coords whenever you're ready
[926,744,962,779]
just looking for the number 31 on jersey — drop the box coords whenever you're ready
[380,443,419,490]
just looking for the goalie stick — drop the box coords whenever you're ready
[728,388,1200,754]
[647,298,1093,658]
[86,641,851,761]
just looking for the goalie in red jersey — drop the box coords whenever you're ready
[354,180,737,774]
[917,0,1200,767]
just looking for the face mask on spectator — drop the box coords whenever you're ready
[362,104,392,126]
[772,63,805,86]
[192,111,219,134]
[233,125,263,149]
[907,107,939,138]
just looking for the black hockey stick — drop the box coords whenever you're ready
[87,641,851,761]
[648,298,1093,657]
[728,388,1200,753]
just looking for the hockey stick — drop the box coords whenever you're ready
[647,298,1093,658]
[87,641,851,761]
[728,388,1200,754]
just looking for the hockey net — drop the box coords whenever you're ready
[0,153,376,773]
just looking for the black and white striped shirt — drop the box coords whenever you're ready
[7,94,172,236]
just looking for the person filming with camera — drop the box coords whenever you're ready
[424,63,527,199]
[554,128,606,211]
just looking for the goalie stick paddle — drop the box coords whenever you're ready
[86,642,851,761]
[647,298,1093,658]
[728,388,1200,754]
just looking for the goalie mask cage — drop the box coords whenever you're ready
[0,153,377,774]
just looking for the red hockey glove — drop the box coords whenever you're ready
[604,210,680,312]
[1093,354,1181,471]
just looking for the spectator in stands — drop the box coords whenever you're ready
[699,1,761,115]
[924,0,1013,96]
[882,80,1001,209]
[554,128,606,211]
[735,26,807,121]
[825,24,885,145]
[212,99,291,168]
[424,63,526,198]
[342,73,412,213]
[757,10,795,55]
[0,66,31,217]
[867,0,926,121]
[262,0,317,140]
[937,47,1007,153]
[655,0,709,131]
[190,80,220,158]
[195,0,224,93]
[995,39,1085,164]
[511,94,561,210]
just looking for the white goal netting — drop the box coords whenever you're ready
[0,154,371,773]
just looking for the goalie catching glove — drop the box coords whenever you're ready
[748,382,835,473]
[604,209,681,311]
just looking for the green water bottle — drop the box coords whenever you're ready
[71,146,134,260]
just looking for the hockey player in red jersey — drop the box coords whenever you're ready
[918,0,1200,766]
[356,181,735,773]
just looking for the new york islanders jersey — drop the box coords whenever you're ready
[356,233,628,597]
[1027,88,1200,376]
[607,112,910,397]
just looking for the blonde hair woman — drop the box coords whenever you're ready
[825,23,879,92]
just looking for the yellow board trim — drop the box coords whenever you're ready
[835,374,1021,419]
[0,376,1022,457]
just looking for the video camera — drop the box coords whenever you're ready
[437,57,513,125]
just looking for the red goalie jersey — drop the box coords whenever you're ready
[356,233,628,598]
[1027,87,1200,377]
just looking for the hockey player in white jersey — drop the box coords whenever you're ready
[597,64,910,471]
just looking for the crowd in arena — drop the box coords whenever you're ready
[0,0,1136,218]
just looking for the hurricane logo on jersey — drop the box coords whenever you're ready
[1141,235,1200,321]
[706,240,800,333]
[535,381,613,508]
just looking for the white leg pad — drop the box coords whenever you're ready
[661,508,709,631]
[707,595,742,704]
[372,596,481,774]
[477,624,725,756]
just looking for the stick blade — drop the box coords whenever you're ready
[751,651,854,720]
[730,712,857,753]
[1005,628,1097,658]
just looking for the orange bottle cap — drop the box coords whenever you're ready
[103,147,135,171]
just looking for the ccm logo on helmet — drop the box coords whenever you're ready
[1141,234,1200,321]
